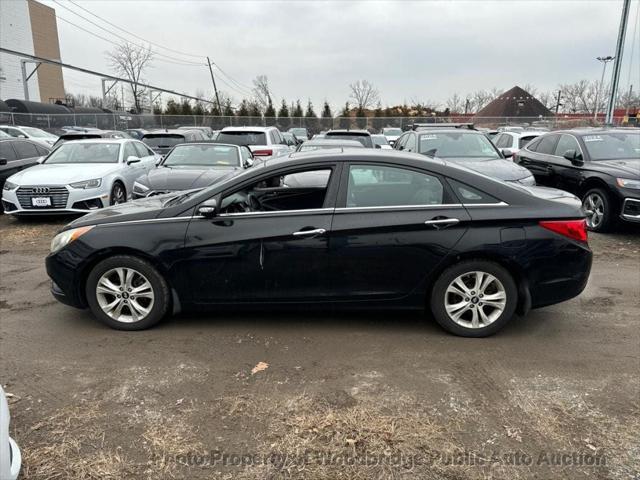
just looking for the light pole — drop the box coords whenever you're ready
[594,56,614,121]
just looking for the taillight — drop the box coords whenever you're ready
[539,219,588,243]
[252,149,273,156]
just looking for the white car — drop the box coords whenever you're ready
[215,126,290,161]
[0,384,20,480]
[381,127,403,146]
[0,125,58,148]
[2,139,159,215]
[491,130,543,158]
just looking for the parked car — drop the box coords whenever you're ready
[178,126,215,139]
[492,130,543,157]
[142,129,205,156]
[0,131,11,139]
[0,384,21,480]
[216,126,290,161]
[381,127,403,146]
[0,138,50,194]
[324,129,374,148]
[0,125,58,147]
[372,134,392,149]
[53,130,131,147]
[514,128,640,232]
[2,139,157,215]
[132,142,253,199]
[281,132,299,150]
[295,139,365,152]
[394,128,535,186]
[288,127,309,142]
[45,150,591,337]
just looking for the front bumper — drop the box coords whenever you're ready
[620,197,640,223]
[2,185,108,215]
[46,250,87,309]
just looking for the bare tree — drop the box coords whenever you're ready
[349,80,380,111]
[445,93,464,113]
[67,93,103,108]
[252,75,272,110]
[107,42,154,112]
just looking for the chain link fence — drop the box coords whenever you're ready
[0,112,631,134]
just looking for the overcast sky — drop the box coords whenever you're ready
[41,0,640,110]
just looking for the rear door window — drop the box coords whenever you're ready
[536,135,559,155]
[448,179,500,204]
[12,141,40,159]
[346,165,444,207]
[0,142,18,161]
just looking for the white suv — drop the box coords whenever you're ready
[216,126,290,161]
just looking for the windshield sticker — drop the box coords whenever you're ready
[421,135,438,140]
[583,135,603,142]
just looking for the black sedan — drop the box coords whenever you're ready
[514,129,640,231]
[132,143,254,199]
[394,128,536,186]
[46,150,591,337]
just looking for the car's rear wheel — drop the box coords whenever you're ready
[430,260,517,337]
[85,255,169,330]
[582,188,615,232]
[110,181,126,205]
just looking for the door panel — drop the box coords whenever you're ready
[329,206,470,299]
[182,210,333,303]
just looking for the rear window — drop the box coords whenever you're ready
[55,134,101,146]
[142,134,186,148]
[216,131,267,146]
[519,135,538,149]
[325,132,373,148]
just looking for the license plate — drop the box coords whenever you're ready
[31,197,52,207]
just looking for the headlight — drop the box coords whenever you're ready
[617,178,640,189]
[70,178,102,189]
[518,175,536,186]
[133,181,150,194]
[50,226,94,253]
[3,181,18,191]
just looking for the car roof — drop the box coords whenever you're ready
[220,126,276,132]
[58,138,132,144]
[301,139,364,146]
[415,128,483,135]
[552,127,639,135]
[326,129,371,136]
[171,141,240,148]
[143,129,188,136]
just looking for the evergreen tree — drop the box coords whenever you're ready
[165,99,180,115]
[292,99,303,118]
[264,97,276,126]
[193,103,205,117]
[320,101,333,130]
[152,103,163,115]
[305,99,319,134]
[372,102,384,131]
[277,99,290,130]
[223,100,234,117]
[237,99,249,117]
[248,101,262,118]
[338,102,351,129]
[180,99,193,116]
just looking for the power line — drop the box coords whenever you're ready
[67,0,204,59]
[53,1,204,66]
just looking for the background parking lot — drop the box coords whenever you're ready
[0,214,639,479]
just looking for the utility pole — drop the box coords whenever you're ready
[555,89,562,114]
[207,57,222,115]
[605,0,631,125]
[594,56,614,121]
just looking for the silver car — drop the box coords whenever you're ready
[0,384,20,480]
[2,139,159,215]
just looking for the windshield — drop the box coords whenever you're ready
[163,144,240,167]
[290,128,307,137]
[22,127,57,138]
[325,133,373,148]
[418,132,501,159]
[383,128,402,135]
[582,132,640,161]
[216,131,266,146]
[45,142,120,164]
[142,135,186,148]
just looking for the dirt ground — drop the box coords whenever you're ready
[0,214,638,480]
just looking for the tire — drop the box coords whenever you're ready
[85,255,170,330]
[110,181,127,205]
[582,188,615,233]
[429,260,518,337]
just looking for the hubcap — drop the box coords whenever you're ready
[444,271,507,329]
[96,267,154,323]
[582,193,604,228]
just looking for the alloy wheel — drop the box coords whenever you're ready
[582,193,604,229]
[111,184,126,205]
[444,271,507,329]
[95,267,155,323]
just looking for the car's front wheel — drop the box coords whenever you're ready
[430,260,518,337]
[582,188,615,232]
[110,181,126,205]
[85,255,170,330]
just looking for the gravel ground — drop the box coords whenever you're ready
[0,214,639,480]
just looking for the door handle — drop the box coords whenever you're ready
[292,228,326,237]
[424,218,460,229]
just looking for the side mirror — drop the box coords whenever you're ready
[18,134,27,139]
[197,198,217,218]
[36,156,45,164]
[375,144,382,149]
[501,148,515,158]
[563,149,583,165]
[126,155,141,165]
[398,145,404,151]
[0,158,7,166]
[244,158,254,168]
